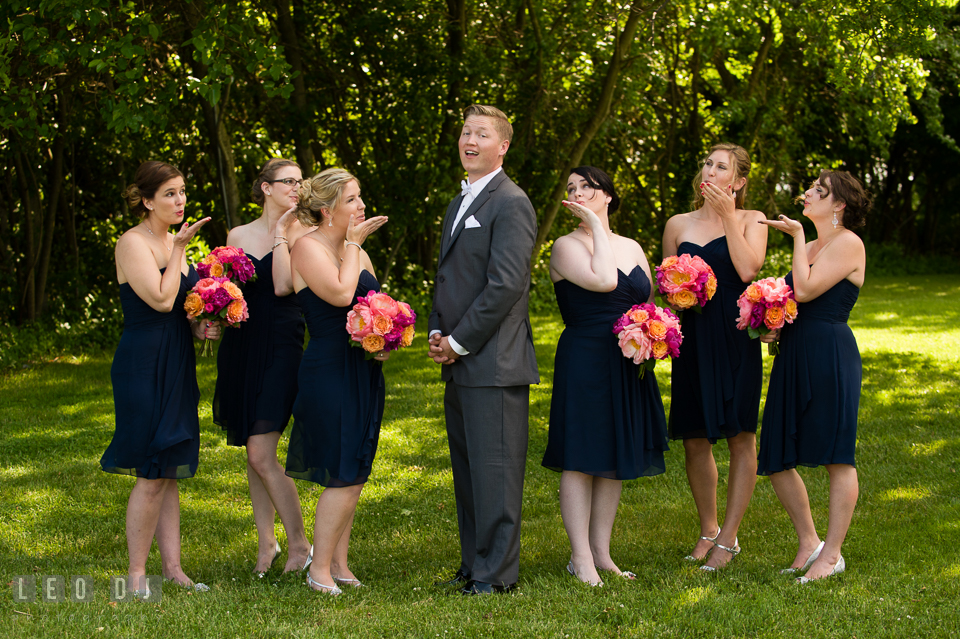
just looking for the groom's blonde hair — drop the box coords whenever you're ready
[463,104,513,143]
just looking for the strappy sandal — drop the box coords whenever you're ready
[684,528,721,562]
[700,539,740,572]
[306,573,342,595]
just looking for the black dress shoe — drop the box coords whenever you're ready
[434,568,470,586]
[458,580,516,595]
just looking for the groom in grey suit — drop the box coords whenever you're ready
[428,104,539,594]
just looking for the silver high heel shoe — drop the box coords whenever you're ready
[306,572,342,595]
[796,555,845,584]
[699,538,740,572]
[780,540,824,575]
[257,542,282,578]
[684,528,721,562]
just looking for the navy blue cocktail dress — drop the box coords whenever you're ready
[101,267,201,479]
[285,270,385,487]
[213,252,305,446]
[542,266,669,479]
[668,237,762,442]
[757,273,862,474]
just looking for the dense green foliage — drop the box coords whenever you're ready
[2,275,959,637]
[2,0,959,331]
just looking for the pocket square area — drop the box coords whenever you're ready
[464,215,481,229]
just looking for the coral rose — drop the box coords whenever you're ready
[764,305,786,330]
[223,281,243,300]
[651,340,669,359]
[784,297,798,321]
[647,319,668,340]
[367,292,400,317]
[627,308,650,324]
[361,333,385,353]
[745,284,763,303]
[372,314,394,336]
[184,292,204,318]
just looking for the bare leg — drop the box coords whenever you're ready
[155,480,199,585]
[331,510,358,582]
[683,438,720,559]
[705,432,758,569]
[307,484,363,589]
[769,468,821,568]
[559,471,603,585]
[588,477,625,574]
[246,432,310,572]
[125,477,169,590]
[803,464,858,580]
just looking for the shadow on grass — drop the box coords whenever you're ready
[852,275,960,332]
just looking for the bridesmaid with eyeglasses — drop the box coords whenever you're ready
[213,158,314,575]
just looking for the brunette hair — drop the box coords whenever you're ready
[463,104,513,142]
[820,170,870,229]
[122,161,184,219]
[569,166,620,214]
[251,158,301,206]
[691,143,751,211]
[296,168,358,227]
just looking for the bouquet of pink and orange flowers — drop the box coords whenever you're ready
[196,245,257,283]
[736,276,798,354]
[613,303,683,377]
[346,292,417,357]
[655,254,718,312]
[184,246,256,356]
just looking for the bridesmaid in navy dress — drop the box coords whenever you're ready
[541,167,668,586]
[213,158,313,574]
[102,161,218,593]
[758,170,869,583]
[286,168,389,595]
[661,144,768,570]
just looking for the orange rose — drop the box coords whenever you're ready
[669,290,698,309]
[745,284,763,303]
[647,319,667,340]
[184,292,204,318]
[627,308,650,324]
[705,274,718,300]
[651,340,669,359]
[764,305,786,330]
[226,299,248,324]
[361,334,385,353]
[223,281,243,300]
[660,255,679,269]
[784,298,798,320]
[401,324,415,348]
[372,314,394,336]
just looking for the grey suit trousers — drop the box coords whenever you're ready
[443,382,529,586]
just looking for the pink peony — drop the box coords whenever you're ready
[346,306,374,340]
[367,292,400,317]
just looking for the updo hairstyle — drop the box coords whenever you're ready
[820,170,871,230]
[296,168,359,227]
[122,161,184,219]
[691,143,751,211]
[570,166,620,213]
[251,158,301,206]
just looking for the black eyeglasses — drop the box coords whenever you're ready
[268,178,302,187]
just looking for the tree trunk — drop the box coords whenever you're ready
[35,93,69,315]
[275,0,316,174]
[533,0,649,256]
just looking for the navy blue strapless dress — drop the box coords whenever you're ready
[285,271,385,487]
[757,273,862,475]
[101,267,201,479]
[213,252,305,446]
[668,237,762,442]
[541,266,669,479]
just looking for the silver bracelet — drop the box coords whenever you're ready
[272,238,289,250]
[345,241,362,251]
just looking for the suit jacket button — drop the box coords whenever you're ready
[438,275,445,283]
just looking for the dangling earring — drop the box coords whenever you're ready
[832,210,839,229]
[328,217,333,227]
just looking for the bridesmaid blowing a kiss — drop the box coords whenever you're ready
[661,143,768,571]
[757,170,869,583]
[541,166,669,586]
[101,161,219,594]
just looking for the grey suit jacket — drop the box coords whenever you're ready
[428,171,540,388]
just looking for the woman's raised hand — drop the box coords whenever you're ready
[760,214,804,238]
[701,181,737,220]
[561,200,602,227]
[172,217,212,249]
[345,214,388,246]
[276,205,298,236]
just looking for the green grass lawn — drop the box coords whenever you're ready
[2,275,959,638]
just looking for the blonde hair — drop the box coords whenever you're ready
[295,168,358,227]
[691,143,751,210]
[463,104,513,142]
